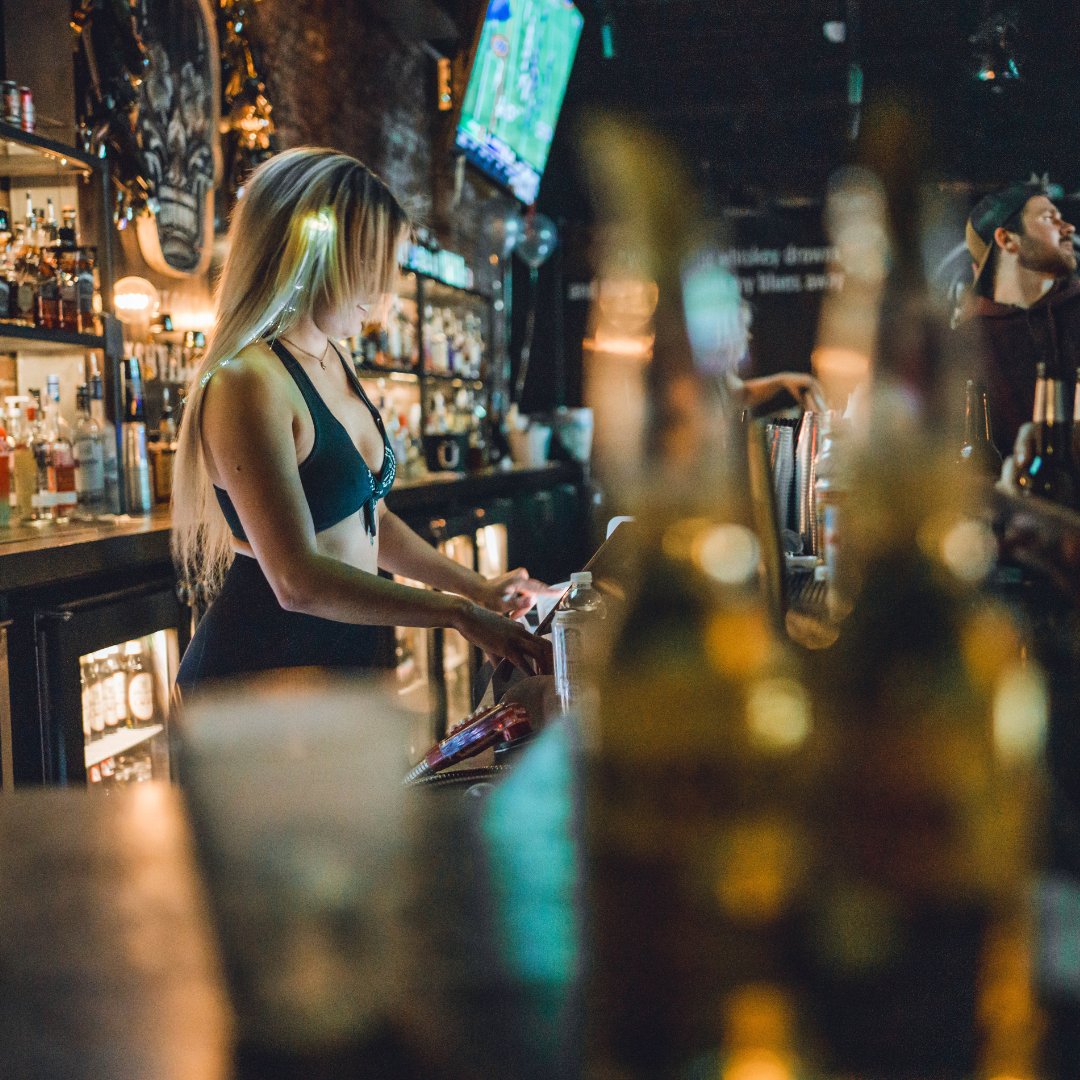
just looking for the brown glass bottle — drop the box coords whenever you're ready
[957,379,1003,477]
[1016,363,1080,510]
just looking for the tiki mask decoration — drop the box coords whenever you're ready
[134,0,221,277]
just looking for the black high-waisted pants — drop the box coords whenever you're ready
[176,554,379,695]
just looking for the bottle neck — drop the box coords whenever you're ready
[962,386,976,444]
[979,392,994,443]
[1036,379,1071,452]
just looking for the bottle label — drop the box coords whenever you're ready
[110,670,128,725]
[552,610,587,712]
[75,438,105,494]
[128,671,155,723]
[88,680,105,733]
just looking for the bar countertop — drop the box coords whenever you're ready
[0,461,581,594]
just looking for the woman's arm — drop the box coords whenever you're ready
[201,355,550,672]
[737,372,826,411]
[377,506,544,616]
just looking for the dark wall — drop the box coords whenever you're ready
[250,0,501,278]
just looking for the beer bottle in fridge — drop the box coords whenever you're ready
[1016,363,1080,510]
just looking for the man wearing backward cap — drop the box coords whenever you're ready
[963,180,1080,456]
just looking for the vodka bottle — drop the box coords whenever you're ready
[73,383,106,518]
[88,367,119,513]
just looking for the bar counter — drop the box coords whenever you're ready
[0,461,588,787]
[0,461,584,595]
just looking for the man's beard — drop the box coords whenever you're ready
[1019,235,1078,277]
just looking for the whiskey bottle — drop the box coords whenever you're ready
[150,385,177,503]
[43,375,76,522]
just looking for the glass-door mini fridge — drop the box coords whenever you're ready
[33,579,188,787]
[393,503,510,751]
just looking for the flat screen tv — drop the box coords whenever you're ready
[455,0,584,204]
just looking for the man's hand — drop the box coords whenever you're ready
[998,422,1036,490]
[997,422,1080,602]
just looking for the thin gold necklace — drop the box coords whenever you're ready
[281,335,331,370]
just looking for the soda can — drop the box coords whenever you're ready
[1,81,19,125]
[18,87,33,133]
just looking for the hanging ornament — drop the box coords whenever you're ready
[514,211,558,269]
[219,0,277,205]
[483,198,526,261]
[72,0,152,223]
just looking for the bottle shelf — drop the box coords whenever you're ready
[422,371,484,388]
[84,723,164,768]
[0,321,105,353]
[352,359,420,378]
[0,121,97,179]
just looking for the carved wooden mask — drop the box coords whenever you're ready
[135,0,221,277]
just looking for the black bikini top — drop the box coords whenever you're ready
[214,338,396,542]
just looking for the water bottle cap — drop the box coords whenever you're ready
[570,571,592,585]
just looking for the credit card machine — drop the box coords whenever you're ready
[404,702,532,785]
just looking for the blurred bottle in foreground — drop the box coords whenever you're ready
[1016,363,1080,511]
[958,379,1003,478]
[579,107,1048,1080]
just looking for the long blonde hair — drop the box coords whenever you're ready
[171,148,410,598]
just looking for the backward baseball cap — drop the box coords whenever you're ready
[966,181,1046,287]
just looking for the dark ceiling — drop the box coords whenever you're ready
[418,0,1080,218]
[552,0,1080,215]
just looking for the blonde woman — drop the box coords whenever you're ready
[173,149,551,693]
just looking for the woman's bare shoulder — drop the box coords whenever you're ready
[202,340,293,404]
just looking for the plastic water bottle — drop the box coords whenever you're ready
[552,571,607,714]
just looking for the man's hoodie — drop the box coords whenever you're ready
[964,278,1080,457]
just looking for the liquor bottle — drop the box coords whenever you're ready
[123,356,153,513]
[34,246,60,329]
[26,389,53,524]
[74,247,96,334]
[42,198,57,247]
[0,403,9,528]
[83,652,105,740]
[80,655,93,743]
[102,646,127,731]
[124,639,155,728]
[5,397,35,522]
[150,385,177,503]
[43,375,77,522]
[58,206,77,251]
[0,236,13,320]
[57,248,78,332]
[88,366,119,513]
[73,383,106,518]
[957,379,1003,477]
[11,205,36,324]
[1071,367,1080,473]
[91,650,112,738]
[808,395,1045,1079]
[1016,362,1080,510]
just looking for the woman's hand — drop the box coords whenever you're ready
[740,371,827,412]
[473,567,547,618]
[456,602,553,675]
